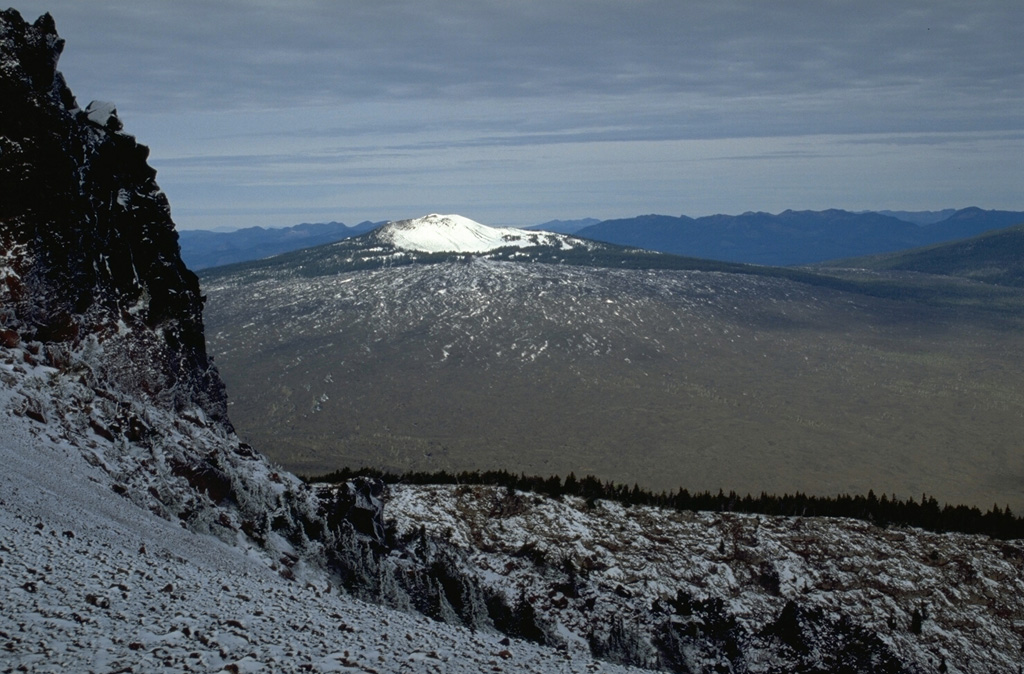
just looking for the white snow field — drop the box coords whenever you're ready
[379,214,579,253]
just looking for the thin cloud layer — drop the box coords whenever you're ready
[11,0,1024,229]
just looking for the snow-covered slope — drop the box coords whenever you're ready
[378,213,578,253]
[0,356,646,673]
[4,340,1024,672]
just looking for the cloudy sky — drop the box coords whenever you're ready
[14,0,1024,230]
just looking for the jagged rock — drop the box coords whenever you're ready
[1,6,326,563]
[0,8,226,424]
[317,478,387,546]
[83,100,121,131]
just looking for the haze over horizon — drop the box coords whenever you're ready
[15,0,1024,231]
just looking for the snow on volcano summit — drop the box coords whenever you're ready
[379,213,576,253]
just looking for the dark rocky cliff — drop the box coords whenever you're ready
[0,9,227,424]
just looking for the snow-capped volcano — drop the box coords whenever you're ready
[378,213,577,253]
[205,211,631,275]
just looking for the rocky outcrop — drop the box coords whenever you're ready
[387,484,1024,673]
[0,7,339,565]
[0,9,225,424]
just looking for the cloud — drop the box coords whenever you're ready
[28,1,1022,123]
[10,0,1024,229]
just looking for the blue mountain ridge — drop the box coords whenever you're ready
[575,208,1024,266]
[183,208,1024,270]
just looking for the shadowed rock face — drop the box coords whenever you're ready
[0,9,227,424]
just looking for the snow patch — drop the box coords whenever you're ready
[379,213,575,254]
[84,100,118,128]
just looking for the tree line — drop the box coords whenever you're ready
[307,467,1024,541]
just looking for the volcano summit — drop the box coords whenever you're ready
[376,213,581,253]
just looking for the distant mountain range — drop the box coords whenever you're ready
[575,207,1024,266]
[871,209,957,225]
[178,220,382,269]
[182,208,1024,270]
[199,213,716,279]
[179,217,600,269]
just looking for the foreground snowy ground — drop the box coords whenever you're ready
[0,361,647,674]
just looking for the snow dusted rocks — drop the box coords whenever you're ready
[0,390,646,673]
[83,99,121,130]
[0,5,290,548]
[387,484,1024,672]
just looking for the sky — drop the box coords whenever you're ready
[12,0,1024,230]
